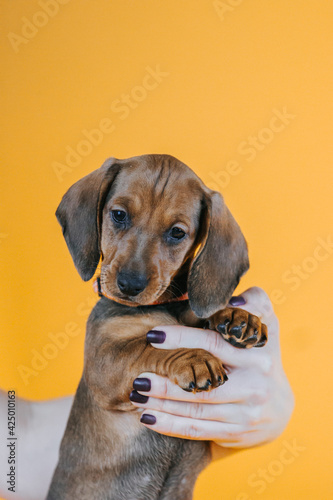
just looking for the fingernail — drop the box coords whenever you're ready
[129,390,149,404]
[140,414,156,425]
[133,377,151,392]
[147,330,166,344]
[229,295,246,306]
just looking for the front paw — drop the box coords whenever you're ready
[168,349,228,393]
[208,307,268,349]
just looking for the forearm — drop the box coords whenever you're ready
[0,391,73,500]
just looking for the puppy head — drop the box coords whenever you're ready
[56,155,248,317]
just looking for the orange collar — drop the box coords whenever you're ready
[93,277,188,306]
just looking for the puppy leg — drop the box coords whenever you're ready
[84,310,230,411]
[161,347,227,393]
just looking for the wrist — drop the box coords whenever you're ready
[211,442,240,461]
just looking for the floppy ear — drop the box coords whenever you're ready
[55,157,121,281]
[188,190,249,318]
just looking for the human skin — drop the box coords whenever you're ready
[0,395,73,500]
[0,287,294,499]
[131,287,294,455]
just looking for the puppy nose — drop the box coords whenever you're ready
[117,271,148,297]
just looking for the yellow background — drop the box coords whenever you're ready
[1,1,332,498]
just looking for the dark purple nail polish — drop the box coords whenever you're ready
[140,414,156,425]
[133,377,151,392]
[129,390,149,404]
[147,330,166,344]
[229,295,246,306]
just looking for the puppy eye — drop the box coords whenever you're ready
[111,210,127,224]
[170,227,186,240]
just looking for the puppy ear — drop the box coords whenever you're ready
[188,191,249,318]
[56,158,121,281]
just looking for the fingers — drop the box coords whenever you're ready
[131,390,268,427]
[147,323,275,369]
[133,372,232,403]
[138,409,251,442]
[147,323,230,356]
[131,371,268,405]
[148,287,280,363]
[132,395,239,422]
[132,287,281,447]
[130,371,271,446]
[148,323,262,368]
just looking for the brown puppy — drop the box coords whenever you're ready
[47,155,267,500]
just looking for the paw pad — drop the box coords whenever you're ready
[211,308,268,349]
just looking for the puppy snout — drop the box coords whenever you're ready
[117,270,148,297]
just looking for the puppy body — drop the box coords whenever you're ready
[48,300,211,500]
[47,155,267,499]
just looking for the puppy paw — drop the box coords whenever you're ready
[168,349,227,393]
[208,307,268,349]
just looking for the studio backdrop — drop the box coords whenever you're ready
[1,1,332,499]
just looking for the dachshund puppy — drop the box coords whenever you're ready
[47,155,267,500]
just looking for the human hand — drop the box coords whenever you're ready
[130,287,294,449]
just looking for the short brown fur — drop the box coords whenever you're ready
[47,155,267,499]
